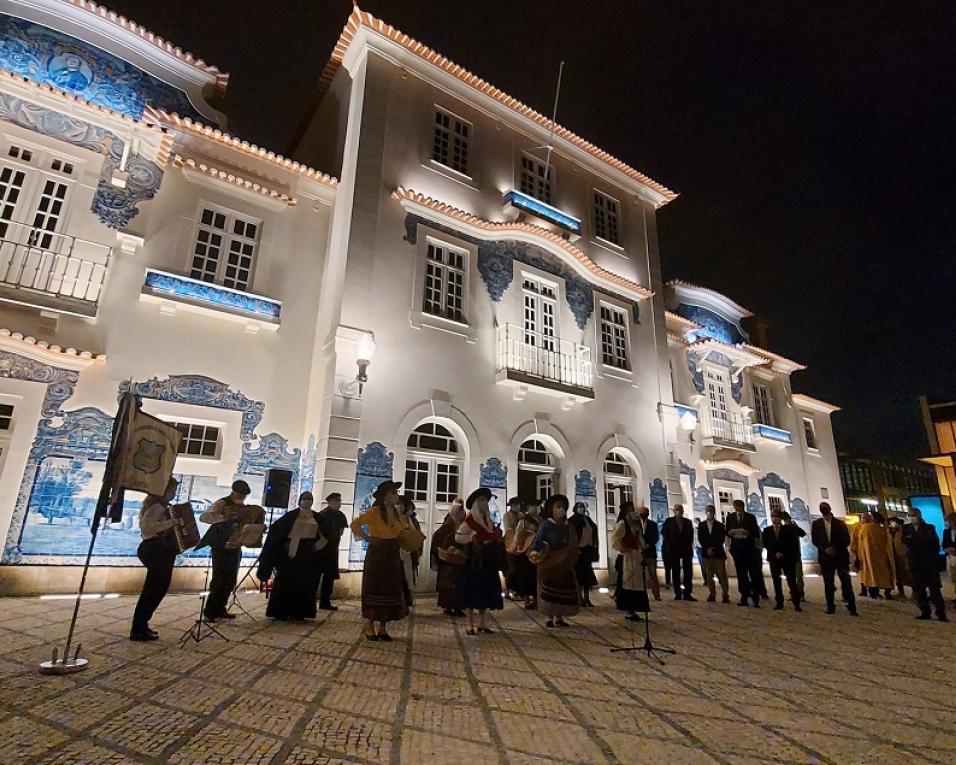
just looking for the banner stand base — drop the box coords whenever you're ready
[39,657,88,675]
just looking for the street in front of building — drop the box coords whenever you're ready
[0,582,951,765]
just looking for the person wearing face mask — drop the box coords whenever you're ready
[258,491,323,621]
[810,502,858,616]
[398,495,423,606]
[456,488,505,634]
[611,503,649,621]
[531,494,580,627]
[662,504,697,601]
[943,513,956,606]
[725,499,762,608]
[850,510,896,599]
[902,507,948,621]
[635,505,662,601]
[316,493,349,611]
[430,497,467,616]
[761,508,804,611]
[697,505,729,603]
[510,499,541,609]
[198,479,252,621]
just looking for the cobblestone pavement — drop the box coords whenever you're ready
[0,578,953,764]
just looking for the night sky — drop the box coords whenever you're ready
[109,1,956,459]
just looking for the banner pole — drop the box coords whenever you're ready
[40,393,134,675]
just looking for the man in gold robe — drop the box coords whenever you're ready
[851,512,896,599]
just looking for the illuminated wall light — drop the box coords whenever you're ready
[503,189,582,234]
[143,269,282,321]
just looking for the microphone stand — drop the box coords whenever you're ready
[611,550,675,665]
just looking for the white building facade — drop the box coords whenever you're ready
[0,2,844,592]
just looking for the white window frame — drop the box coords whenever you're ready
[431,106,472,179]
[713,479,745,524]
[518,152,553,204]
[598,300,631,373]
[764,489,788,524]
[409,226,475,342]
[520,272,560,352]
[171,421,222,460]
[188,201,262,292]
[422,239,467,323]
[592,189,623,248]
[802,416,819,452]
[751,382,774,426]
[704,365,732,423]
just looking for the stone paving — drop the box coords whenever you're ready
[0,578,953,764]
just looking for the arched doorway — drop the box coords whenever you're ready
[517,438,561,504]
[601,447,644,567]
[402,422,462,591]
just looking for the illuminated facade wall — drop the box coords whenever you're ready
[920,397,956,512]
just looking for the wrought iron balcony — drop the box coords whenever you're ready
[700,409,756,451]
[496,323,593,398]
[0,221,112,317]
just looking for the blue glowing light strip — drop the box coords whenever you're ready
[503,189,582,234]
[753,424,793,444]
[143,269,281,321]
[674,403,699,420]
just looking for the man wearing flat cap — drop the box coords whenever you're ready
[316,493,348,610]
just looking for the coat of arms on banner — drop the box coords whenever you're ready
[131,439,165,474]
[117,410,181,496]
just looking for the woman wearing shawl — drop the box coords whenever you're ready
[258,492,323,621]
[531,494,580,627]
[509,502,540,609]
[397,495,423,606]
[569,502,599,607]
[350,480,410,641]
[455,488,504,635]
[612,503,649,621]
[431,497,467,616]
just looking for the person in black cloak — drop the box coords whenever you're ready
[258,491,322,621]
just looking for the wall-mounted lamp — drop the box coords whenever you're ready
[340,331,376,399]
[679,411,698,432]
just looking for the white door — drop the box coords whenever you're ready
[705,367,732,439]
[522,276,558,378]
[715,485,744,524]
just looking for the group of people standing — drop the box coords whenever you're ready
[131,475,956,641]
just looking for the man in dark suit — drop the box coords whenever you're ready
[697,504,729,602]
[903,507,948,622]
[662,505,696,601]
[725,499,761,607]
[637,506,662,601]
[762,508,804,611]
[811,502,858,616]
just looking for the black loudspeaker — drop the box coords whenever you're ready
[263,468,293,507]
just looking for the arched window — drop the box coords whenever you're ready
[603,450,635,511]
[518,438,555,467]
[404,422,461,505]
[406,422,459,454]
[518,438,559,501]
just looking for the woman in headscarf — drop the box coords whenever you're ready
[886,514,912,598]
[531,494,580,628]
[509,501,540,610]
[350,480,410,641]
[397,494,422,606]
[258,491,323,621]
[611,503,649,622]
[569,502,599,607]
[430,497,467,616]
[455,488,504,635]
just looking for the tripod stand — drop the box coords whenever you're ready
[179,553,229,647]
[610,552,675,665]
[228,552,261,622]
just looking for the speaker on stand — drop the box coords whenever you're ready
[231,468,295,616]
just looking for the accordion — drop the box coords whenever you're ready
[170,502,199,553]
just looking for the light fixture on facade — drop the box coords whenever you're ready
[679,411,698,432]
[341,331,376,398]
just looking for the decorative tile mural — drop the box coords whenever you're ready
[675,303,747,345]
[0,15,203,120]
[573,469,597,519]
[350,441,394,567]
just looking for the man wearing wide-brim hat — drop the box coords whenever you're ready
[316,493,348,610]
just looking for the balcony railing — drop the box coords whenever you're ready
[701,409,756,449]
[496,323,593,394]
[0,221,111,316]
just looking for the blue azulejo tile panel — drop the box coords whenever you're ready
[503,189,582,235]
[753,424,793,444]
[143,269,282,322]
[0,15,203,120]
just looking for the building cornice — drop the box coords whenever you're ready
[393,187,654,302]
[667,280,753,321]
[307,6,676,207]
[154,111,338,187]
[792,393,841,414]
[0,328,104,369]
[172,154,297,208]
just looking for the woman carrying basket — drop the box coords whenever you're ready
[455,488,505,635]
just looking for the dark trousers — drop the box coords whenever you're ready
[131,537,177,633]
[667,553,694,596]
[731,548,760,604]
[318,569,336,606]
[768,558,800,605]
[205,547,241,618]
[820,561,856,611]
[913,573,946,617]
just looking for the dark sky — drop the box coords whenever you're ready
[109,0,956,459]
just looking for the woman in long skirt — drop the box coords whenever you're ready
[509,504,540,609]
[258,491,323,621]
[431,497,466,616]
[612,504,650,621]
[350,480,410,641]
[531,495,580,628]
[456,488,504,635]
[397,495,422,606]
[569,502,599,607]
